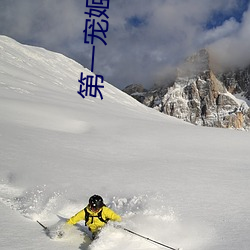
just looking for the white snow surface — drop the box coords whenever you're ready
[0,35,250,250]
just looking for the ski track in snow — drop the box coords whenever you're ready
[0,180,211,250]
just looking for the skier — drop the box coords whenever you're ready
[66,194,122,239]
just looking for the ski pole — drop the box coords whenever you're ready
[122,227,180,250]
[37,220,48,231]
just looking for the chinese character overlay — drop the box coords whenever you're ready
[78,73,104,100]
[83,18,109,46]
[86,0,110,9]
[78,0,110,100]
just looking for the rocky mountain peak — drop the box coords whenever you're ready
[123,49,250,130]
[177,49,210,78]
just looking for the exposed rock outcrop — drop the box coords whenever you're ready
[123,49,250,130]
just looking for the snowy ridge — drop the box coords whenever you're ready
[0,36,146,108]
[1,36,250,250]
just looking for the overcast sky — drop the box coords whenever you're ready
[0,0,249,89]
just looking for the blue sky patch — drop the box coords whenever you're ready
[126,15,147,28]
[206,0,249,29]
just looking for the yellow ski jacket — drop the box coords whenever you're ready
[67,206,121,233]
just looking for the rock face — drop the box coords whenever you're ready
[123,84,147,103]
[124,49,250,130]
[218,66,250,100]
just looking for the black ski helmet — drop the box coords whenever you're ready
[89,195,104,210]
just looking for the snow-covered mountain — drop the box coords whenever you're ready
[124,49,250,130]
[1,36,250,250]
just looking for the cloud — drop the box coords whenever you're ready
[0,0,249,89]
[200,18,240,45]
[209,3,250,68]
[0,0,93,75]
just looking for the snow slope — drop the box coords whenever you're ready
[0,35,250,250]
